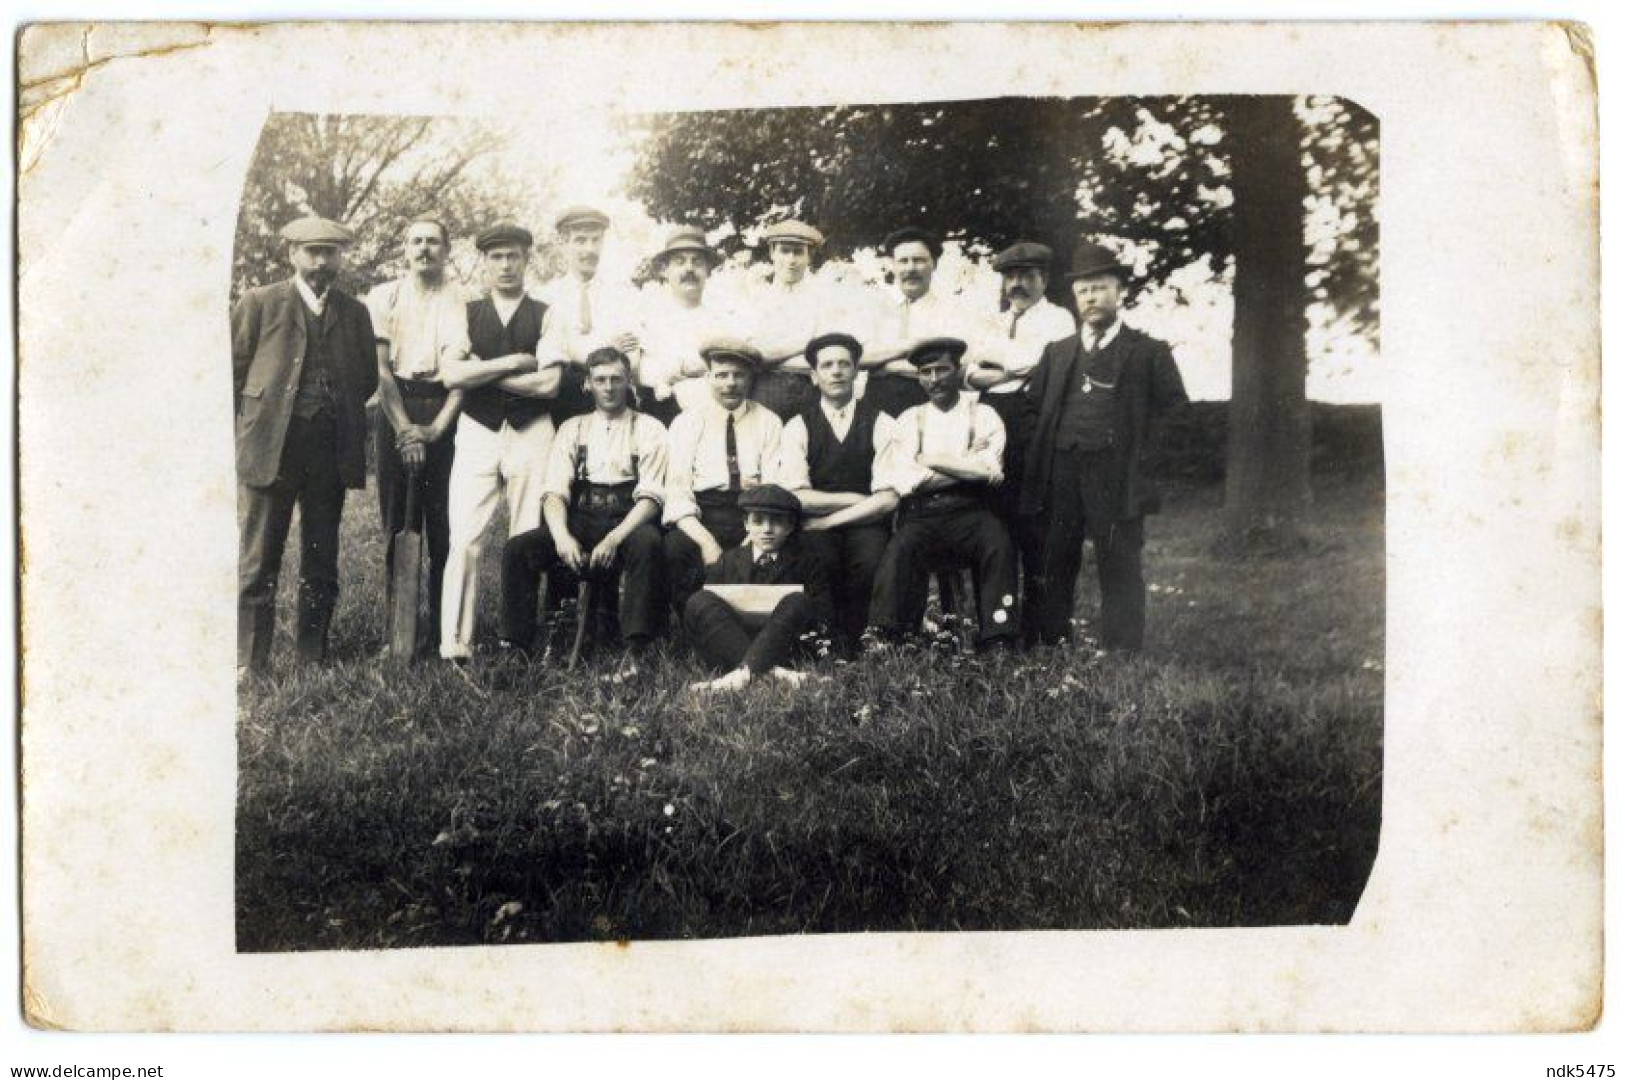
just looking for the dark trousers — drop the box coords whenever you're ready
[377,385,455,654]
[862,373,927,418]
[238,412,347,672]
[499,513,666,649]
[683,590,813,674]
[636,391,680,428]
[1028,447,1147,650]
[868,504,1019,643]
[801,522,890,650]
[663,495,746,615]
[982,389,1045,640]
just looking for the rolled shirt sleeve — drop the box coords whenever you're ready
[662,410,703,525]
[539,416,582,503]
[632,414,670,505]
[777,415,813,491]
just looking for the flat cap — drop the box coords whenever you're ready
[881,226,943,260]
[699,336,764,369]
[737,484,802,518]
[804,331,864,366]
[991,241,1053,272]
[280,216,355,246]
[475,223,534,251]
[905,336,968,367]
[1065,241,1131,282]
[762,219,825,248]
[554,205,611,233]
[652,225,721,267]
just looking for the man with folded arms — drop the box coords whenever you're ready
[436,222,562,660]
[635,225,730,425]
[366,217,469,658]
[683,484,835,694]
[860,226,981,417]
[867,337,1019,650]
[661,337,785,614]
[777,331,899,654]
[234,216,378,676]
[500,347,669,669]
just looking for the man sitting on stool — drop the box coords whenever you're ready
[867,337,1020,650]
[684,484,835,694]
[499,347,669,669]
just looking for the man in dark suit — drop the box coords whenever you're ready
[682,484,835,693]
[233,216,379,676]
[1019,242,1189,652]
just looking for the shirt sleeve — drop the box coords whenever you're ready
[777,415,812,491]
[633,416,669,505]
[363,283,396,343]
[879,409,931,498]
[755,411,785,488]
[869,411,899,494]
[662,411,701,526]
[439,292,472,362]
[540,418,578,502]
[973,402,1007,486]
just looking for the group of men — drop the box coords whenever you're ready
[233,205,1188,690]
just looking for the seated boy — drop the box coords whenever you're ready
[682,484,835,693]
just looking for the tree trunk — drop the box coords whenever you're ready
[1221,97,1313,553]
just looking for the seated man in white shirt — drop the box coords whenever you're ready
[777,331,899,654]
[661,337,785,614]
[867,337,1019,650]
[499,347,670,666]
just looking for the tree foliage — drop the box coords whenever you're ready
[232,113,512,300]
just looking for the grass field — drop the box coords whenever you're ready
[236,405,1385,951]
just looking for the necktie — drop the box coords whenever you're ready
[578,282,593,335]
[725,413,741,492]
[1008,307,1024,340]
[900,298,911,337]
[1082,328,1098,353]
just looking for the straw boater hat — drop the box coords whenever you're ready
[652,225,722,269]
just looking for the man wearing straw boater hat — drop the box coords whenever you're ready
[661,336,785,614]
[636,224,730,425]
[1019,241,1188,653]
[234,216,379,676]
[436,222,561,661]
[499,346,670,672]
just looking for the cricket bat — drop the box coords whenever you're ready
[388,464,423,661]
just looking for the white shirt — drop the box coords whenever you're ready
[536,273,644,366]
[777,399,898,494]
[491,292,526,327]
[294,274,328,317]
[542,410,669,507]
[663,399,785,525]
[875,284,981,347]
[636,289,735,412]
[983,297,1077,393]
[365,276,472,380]
[882,392,1006,497]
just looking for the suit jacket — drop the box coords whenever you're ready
[1018,324,1188,520]
[706,536,837,631]
[232,277,379,489]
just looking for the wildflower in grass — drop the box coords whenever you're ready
[491,901,524,926]
[663,803,676,817]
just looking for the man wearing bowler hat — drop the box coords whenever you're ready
[233,216,379,676]
[1019,241,1188,652]
[661,337,786,614]
[861,226,982,417]
[436,223,563,660]
[867,337,1020,650]
[777,331,900,653]
[966,241,1078,631]
[742,219,835,421]
[636,224,731,425]
[538,204,644,425]
[683,483,835,694]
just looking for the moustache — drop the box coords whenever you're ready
[1007,287,1030,298]
[679,272,701,284]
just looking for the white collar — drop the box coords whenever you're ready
[294,274,328,314]
[1083,318,1123,348]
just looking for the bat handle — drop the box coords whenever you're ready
[402,461,422,526]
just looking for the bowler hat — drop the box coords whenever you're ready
[991,241,1053,273]
[699,336,764,369]
[804,331,864,366]
[1065,242,1131,282]
[652,225,722,268]
[554,205,610,233]
[762,219,825,248]
[475,223,534,251]
[905,337,968,367]
[881,226,943,260]
[280,216,354,246]
[737,484,802,518]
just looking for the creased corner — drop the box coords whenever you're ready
[1559,21,1597,90]
[22,980,65,1031]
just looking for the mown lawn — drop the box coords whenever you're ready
[237,410,1384,951]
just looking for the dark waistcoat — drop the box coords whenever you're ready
[463,296,550,431]
[801,397,881,494]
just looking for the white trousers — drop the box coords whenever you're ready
[440,415,555,657]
